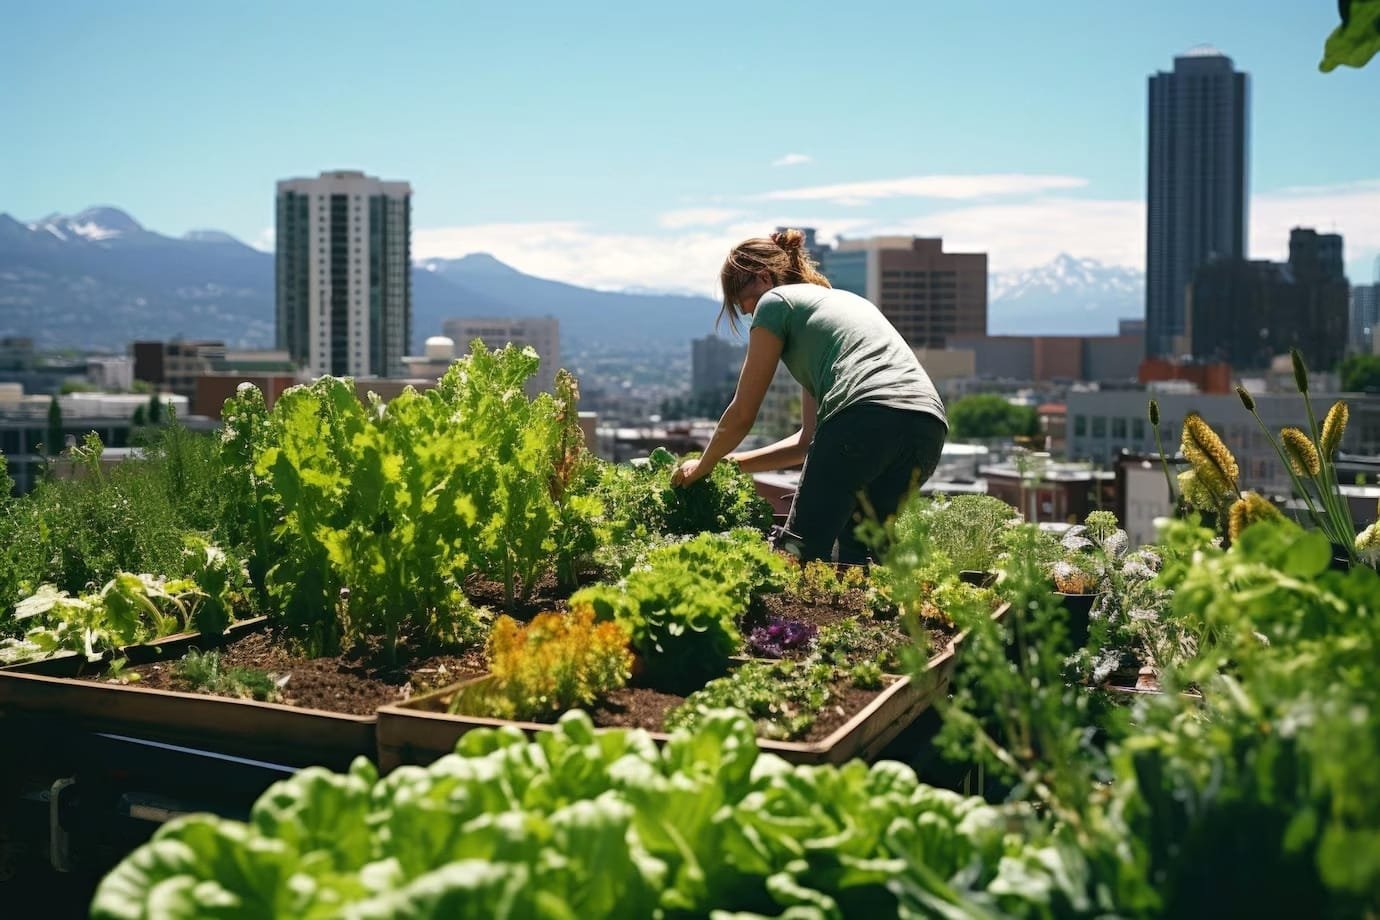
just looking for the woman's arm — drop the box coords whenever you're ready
[729,388,817,472]
[671,327,783,486]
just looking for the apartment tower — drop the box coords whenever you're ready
[276,170,412,378]
[822,237,987,348]
[1145,48,1249,358]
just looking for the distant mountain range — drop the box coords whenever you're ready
[988,254,1144,336]
[0,207,723,352]
[0,207,1146,352]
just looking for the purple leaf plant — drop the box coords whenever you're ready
[746,617,818,659]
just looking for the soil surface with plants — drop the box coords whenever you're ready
[84,631,487,715]
[588,674,894,742]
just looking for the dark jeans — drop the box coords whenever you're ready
[778,404,947,565]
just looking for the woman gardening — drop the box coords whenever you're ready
[671,229,948,564]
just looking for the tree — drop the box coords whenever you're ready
[147,394,163,425]
[45,396,64,456]
[948,393,1040,441]
[131,405,147,427]
[1340,354,1380,393]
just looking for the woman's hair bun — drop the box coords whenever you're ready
[771,228,805,252]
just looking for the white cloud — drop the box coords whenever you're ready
[657,207,746,229]
[762,173,1087,205]
[413,216,871,297]
[1251,180,1380,274]
[408,177,1380,295]
[252,227,275,252]
[771,153,812,168]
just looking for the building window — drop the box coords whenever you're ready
[1074,415,1087,437]
[1112,418,1127,440]
[1092,417,1106,438]
[1132,417,1145,441]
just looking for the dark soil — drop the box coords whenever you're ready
[85,631,487,716]
[463,569,595,620]
[587,676,894,743]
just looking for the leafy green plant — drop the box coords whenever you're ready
[793,558,868,604]
[173,648,280,702]
[1320,0,1380,71]
[596,446,772,538]
[13,572,203,661]
[572,530,787,687]
[665,659,840,740]
[450,609,632,721]
[897,494,1020,574]
[92,710,1081,919]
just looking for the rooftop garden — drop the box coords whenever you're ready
[0,342,1376,917]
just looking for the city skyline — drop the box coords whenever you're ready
[4,2,1377,298]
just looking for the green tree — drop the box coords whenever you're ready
[131,405,147,427]
[147,394,163,425]
[1340,354,1380,392]
[45,396,64,456]
[947,393,1039,440]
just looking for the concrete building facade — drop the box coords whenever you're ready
[276,170,412,378]
[822,237,986,349]
[1067,388,1380,495]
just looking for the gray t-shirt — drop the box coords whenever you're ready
[750,284,947,429]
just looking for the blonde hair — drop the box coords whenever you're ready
[718,228,831,332]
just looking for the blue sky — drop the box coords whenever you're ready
[3,0,1377,293]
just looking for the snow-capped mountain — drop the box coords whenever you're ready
[0,208,724,351]
[28,206,147,243]
[989,253,1144,336]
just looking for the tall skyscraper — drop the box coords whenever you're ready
[821,237,986,349]
[276,170,412,378]
[1145,48,1249,358]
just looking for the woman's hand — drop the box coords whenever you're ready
[671,457,711,487]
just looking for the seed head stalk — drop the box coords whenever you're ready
[1237,383,1328,537]
[1148,400,1178,511]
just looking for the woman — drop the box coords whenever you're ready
[671,229,948,564]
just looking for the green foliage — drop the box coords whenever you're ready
[0,426,227,622]
[92,711,1080,919]
[1321,0,1380,71]
[595,446,772,539]
[947,393,1039,440]
[792,559,868,604]
[173,648,280,702]
[897,494,1020,573]
[572,529,788,687]
[1339,352,1380,392]
[9,572,208,662]
[666,659,840,740]
[1115,520,1380,913]
[814,616,905,670]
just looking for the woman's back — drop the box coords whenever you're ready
[750,283,947,429]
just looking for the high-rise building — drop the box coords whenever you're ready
[1353,283,1380,355]
[1188,228,1349,372]
[691,335,746,396]
[1145,48,1249,358]
[442,316,560,396]
[821,237,986,349]
[276,170,412,378]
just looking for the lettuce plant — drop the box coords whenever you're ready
[91,710,1083,919]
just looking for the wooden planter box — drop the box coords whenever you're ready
[376,604,1009,772]
[0,617,375,770]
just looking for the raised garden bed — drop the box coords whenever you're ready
[0,617,474,770]
[375,604,1006,771]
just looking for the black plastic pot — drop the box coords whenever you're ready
[1054,592,1098,647]
[1330,542,1353,573]
[959,570,997,588]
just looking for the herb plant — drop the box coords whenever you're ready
[451,609,632,721]
[173,648,280,702]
